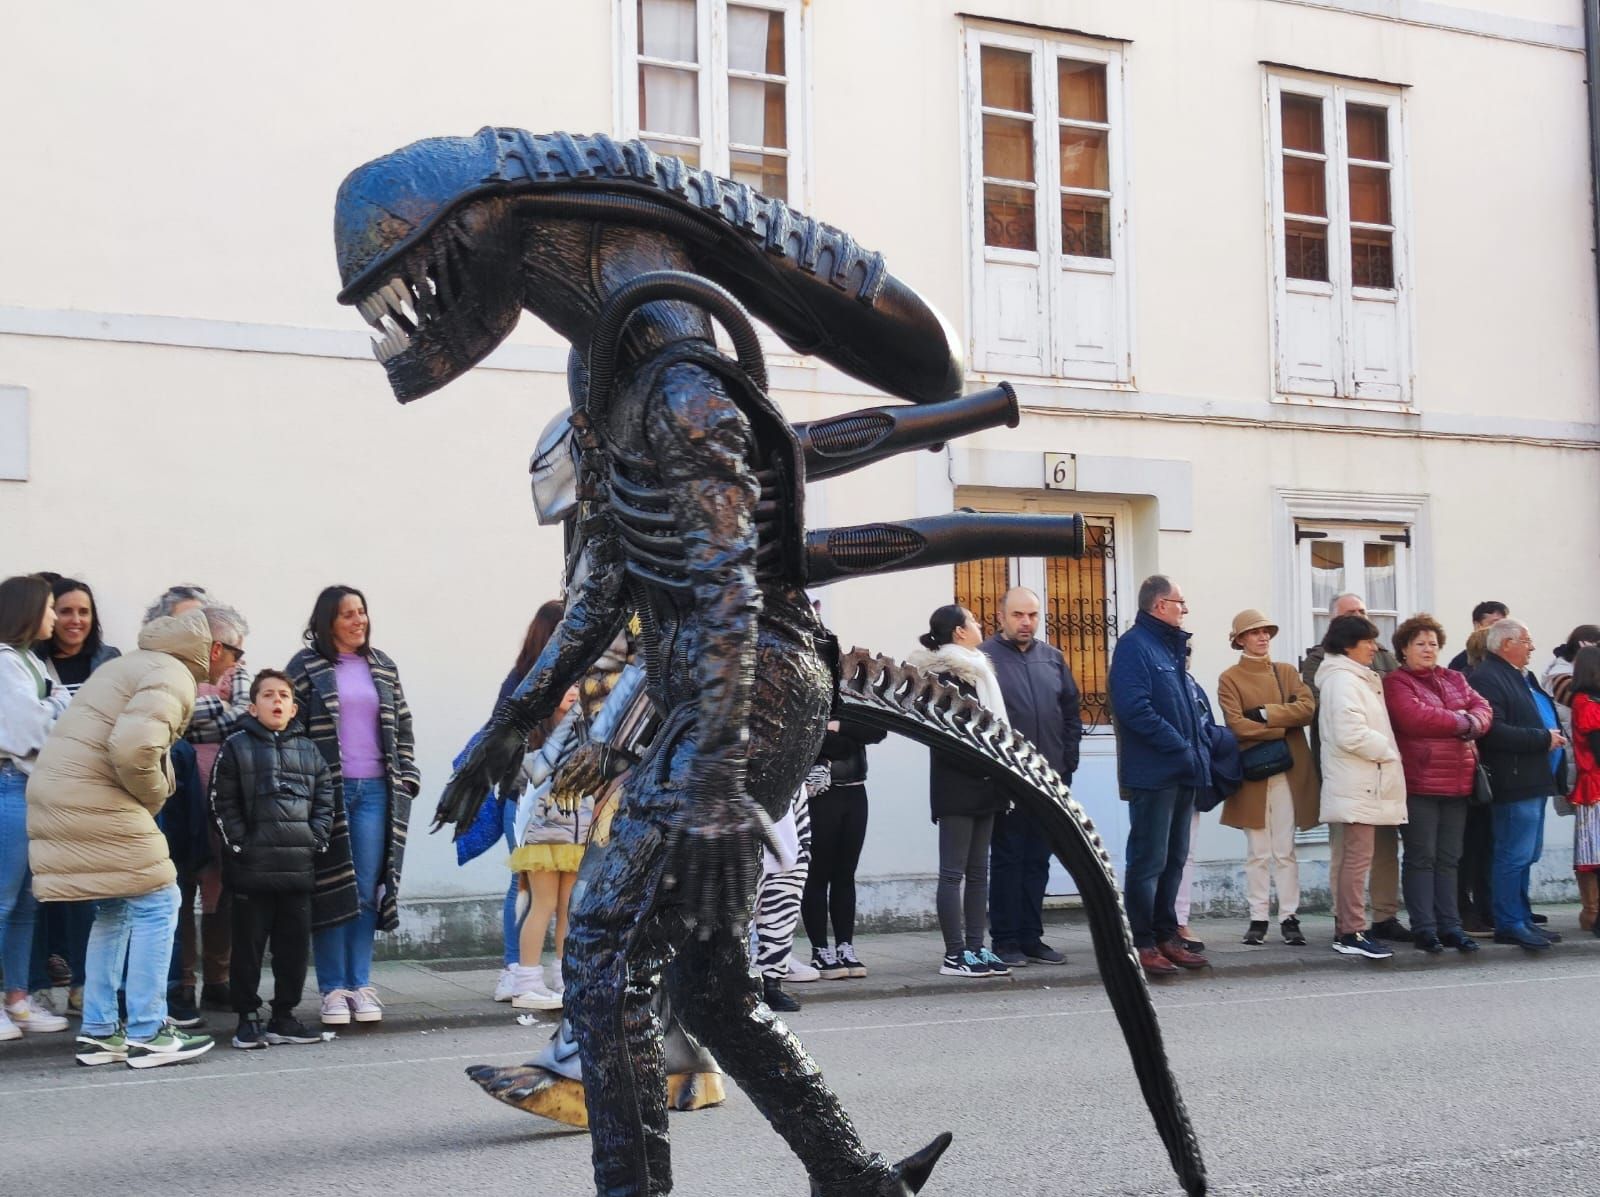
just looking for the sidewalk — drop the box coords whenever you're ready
[4,905,1595,1064]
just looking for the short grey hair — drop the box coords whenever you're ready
[1138,575,1175,613]
[202,602,250,649]
[1486,617,1528,655]
[142,583,209,625]
[1330,592,1366,615]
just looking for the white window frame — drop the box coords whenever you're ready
[962,24,1134,385]
[1271,488,1431,664]
[1265,71,1412,407]
[617,0,806,206]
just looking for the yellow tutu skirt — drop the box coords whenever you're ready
[508,843,586,873]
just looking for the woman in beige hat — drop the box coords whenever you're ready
[1217,610,1319,945]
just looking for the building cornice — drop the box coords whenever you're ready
[3,305,1595,450]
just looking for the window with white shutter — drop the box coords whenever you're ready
[965,26,1132,383]
[620,1,802,203]
[1267,73,1410,405]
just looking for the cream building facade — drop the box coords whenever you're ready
[4,0,1597,952]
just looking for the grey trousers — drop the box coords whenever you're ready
[936,813,994,956]
[1401,795,1468,936]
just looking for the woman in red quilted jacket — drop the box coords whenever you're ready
[1568,647,1600,937]
[1383,614,1493,953]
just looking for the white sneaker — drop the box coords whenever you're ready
[0,1010,20,1041]
[492,966,518,1003]
[6,995,69,1034]
[351,987,383,1023]
[319,989,353,1026]
[784,953,821,983]
[545,960,564,995]
[510,966,562,1011]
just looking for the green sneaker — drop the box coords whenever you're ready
[75,1027,128,1067]
[126,1023,214,1069]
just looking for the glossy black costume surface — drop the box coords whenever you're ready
[333,129,1205,1196]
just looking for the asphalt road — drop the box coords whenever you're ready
[2,951,1597,1195]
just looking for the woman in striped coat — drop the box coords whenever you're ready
[286,586,420,1027]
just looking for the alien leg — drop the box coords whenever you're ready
[670,922,899,1193]
[563,764,693,1197]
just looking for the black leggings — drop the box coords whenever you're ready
[801,784,869,948]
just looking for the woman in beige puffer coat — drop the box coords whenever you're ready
[1315,613,1406,960]
[27,609,212,904]
[27,608,216,1058]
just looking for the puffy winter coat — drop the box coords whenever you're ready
[1109,611,1210,792]
[1314,652,1406,826]
[907,644,1009,822]
[1572,693,1600,808]
[1382,666,1490,798]
[27,611,211,901]
[210,715,335,893]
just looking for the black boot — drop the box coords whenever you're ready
[811,1133,953,1196]
[763,975,801,1012]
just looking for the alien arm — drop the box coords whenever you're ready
[496,515,628,738]
[648,361,761,786]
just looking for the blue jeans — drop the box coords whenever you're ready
[313,777,388,993]
[1491,797,1545,933]
[502,798,520,967]
[1124,786,1197,949]
[83,883,180,1039]
[989,806,1052,951]
[0,765,38,995]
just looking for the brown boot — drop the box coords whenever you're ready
[1578,871,1598,933]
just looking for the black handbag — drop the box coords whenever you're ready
[1469,762,1494,807]
[1240,739,1294,781]
[1238,664,1295,781]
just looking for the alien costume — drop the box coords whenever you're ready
[332,128,1206,1197]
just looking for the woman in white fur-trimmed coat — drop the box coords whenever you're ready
[908,604,1013,980]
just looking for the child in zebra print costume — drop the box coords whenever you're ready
[751,765,829,1010]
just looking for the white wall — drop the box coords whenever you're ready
[4,1,1597,934]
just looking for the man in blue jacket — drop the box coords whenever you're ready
[1110,576,1212,977]
[981,587,1082,968]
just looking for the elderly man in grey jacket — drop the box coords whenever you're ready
[981,587,1082,968]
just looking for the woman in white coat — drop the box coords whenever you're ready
[1315,613,1407,961]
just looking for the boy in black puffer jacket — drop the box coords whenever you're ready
[210,669,334,1048]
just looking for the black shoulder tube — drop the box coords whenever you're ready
[795,383,1018,481]
[803,511,1083,587]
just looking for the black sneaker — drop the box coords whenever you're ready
[810,947,849,981]
[1242,921,1268,945]
[1021,941,1066,965]
[1332,932,1393,960]
[993,946,1028,968]
[939,950,990,978]
[232,1016,268,1050]
[1440,929,1481,953]
[975,948,1011,976]
[1369,917,1412,943]
[834,942,868,978]
[166,988,204,1030]
[761,977,800,1012]
[1413,930,1445,954]
[264,1014,322,1045]
[1280,917,1307,946]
